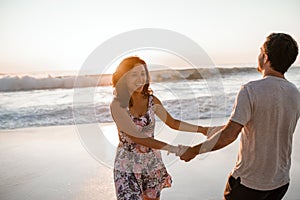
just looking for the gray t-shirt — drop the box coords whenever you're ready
[230,76,300,190]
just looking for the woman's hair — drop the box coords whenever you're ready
[112,56,152,108]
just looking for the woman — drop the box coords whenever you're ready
[110,56,208,200]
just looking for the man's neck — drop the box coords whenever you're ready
[262,66,285,79]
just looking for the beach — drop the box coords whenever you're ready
[1,1,300,199]
[1,119,300,200]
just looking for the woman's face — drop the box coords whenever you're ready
[126,64,147,94]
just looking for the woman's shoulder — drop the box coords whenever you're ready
[110,97,122,108]
[150,95,162,105]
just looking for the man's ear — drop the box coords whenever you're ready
[263,54,268,63]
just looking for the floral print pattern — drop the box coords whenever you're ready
[114,95,172,200]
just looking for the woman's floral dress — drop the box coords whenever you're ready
[114,95,172,200]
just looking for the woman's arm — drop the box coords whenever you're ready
[153,95,209,135]
[110,99,178,154]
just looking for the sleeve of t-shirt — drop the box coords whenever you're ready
[230,85,252,126]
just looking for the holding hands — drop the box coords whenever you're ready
[166,125,224,161]
[178,145,198,162]
[167,144,198,162]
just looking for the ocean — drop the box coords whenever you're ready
[1,66,300,130]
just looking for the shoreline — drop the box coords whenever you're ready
[0,120,299,199]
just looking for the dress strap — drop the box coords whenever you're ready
[148,95,154,110]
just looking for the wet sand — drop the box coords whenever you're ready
[0,119,299,199]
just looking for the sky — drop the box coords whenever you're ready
[0,0,300,74]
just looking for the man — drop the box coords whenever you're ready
[180,33,300,200]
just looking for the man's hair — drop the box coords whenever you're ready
[263,33,298,74]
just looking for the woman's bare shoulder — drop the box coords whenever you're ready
[151,95,162,105]
[110,98,121,108]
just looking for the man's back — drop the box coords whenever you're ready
[230,76,300,190]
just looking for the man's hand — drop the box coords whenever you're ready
[174,145,189,156]
[179,146,198,162]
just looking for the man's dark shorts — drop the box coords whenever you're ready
[224,175,289,200]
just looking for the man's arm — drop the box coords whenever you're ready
[180,120,243,162]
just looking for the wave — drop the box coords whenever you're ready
[0,74,111,92]
[0,67,261,92]
[0,95,235,130]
